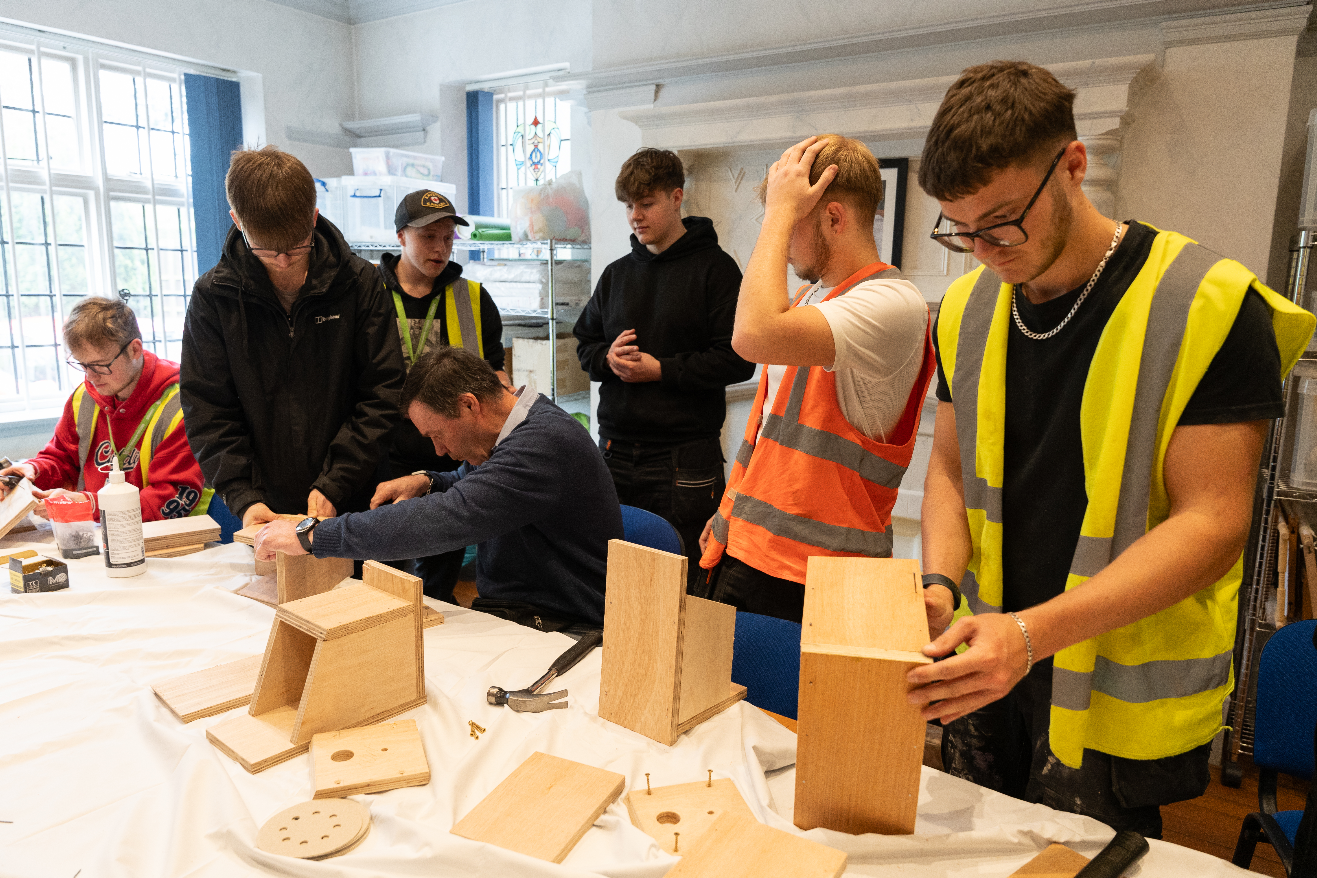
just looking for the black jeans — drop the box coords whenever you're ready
[940,657,1211,838]
[600,436,724,591]
[704,554,807,623]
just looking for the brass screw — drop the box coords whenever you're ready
[645,773,651,794]
[468,720,485,739]
[707,769,712,787]
[674,832,679,853]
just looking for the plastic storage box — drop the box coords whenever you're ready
[463,260,591,311]
[340,176,457,246]
[349,147,444,181]
[314,178,344,228]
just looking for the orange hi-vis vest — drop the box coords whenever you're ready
[699,262,936,583]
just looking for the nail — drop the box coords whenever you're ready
[674,832,679,852]
[646,773,651,794]
[707,769,712,787]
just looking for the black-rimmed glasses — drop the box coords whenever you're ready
[67,340,131,375]
[929,146,1068,254]
[241,228,314,260]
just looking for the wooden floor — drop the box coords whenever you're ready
[454,576,1309,875]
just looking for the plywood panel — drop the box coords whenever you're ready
[451,751,625,863]
[249,621,317,716]
[311,719,430,798]
[235,574,279,607]
[141,515,220,551]
[0,480,38,540]
[277,552,353,604]
[1009,844,1090,877]
[278,583,410,640]
[794,650,927,835]
[625,778,753,855]
[152,655,262,723]
[206,708,307,773]
[363,561,425,700]
[677,596,736,725]
[801,557,927,653]
[598,540,686,745]
[666,811,847,878]
[293,614,422,744]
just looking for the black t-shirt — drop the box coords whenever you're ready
[933,221,1283,612]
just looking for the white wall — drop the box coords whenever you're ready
[0,0,359,179]
[351,0,592,213]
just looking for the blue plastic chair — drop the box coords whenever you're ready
[1233,619,1317,875]
[205,492,243,545]
[619,504,683,555]
[730,611,802,720]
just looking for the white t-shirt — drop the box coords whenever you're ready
[759,277,928,443]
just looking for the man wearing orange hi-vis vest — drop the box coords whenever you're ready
[697,134,937,624]
[908,61,1315,838]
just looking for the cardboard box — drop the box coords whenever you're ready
[9,555,69,593]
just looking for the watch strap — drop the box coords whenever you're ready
[411,470,435,496]
[295,516,319,553]
[921,572,962,610]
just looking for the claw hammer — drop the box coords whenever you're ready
[487,629,603,712]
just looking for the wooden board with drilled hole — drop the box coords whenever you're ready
[311,719,430,798]
[794,557,931,836]
[665,811,846,877]
[625,778,754,855]
[1008,843,1091,877]
[451,751,625,863]
[141,515,220,551]
[152,655,263,723]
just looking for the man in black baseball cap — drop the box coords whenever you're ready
[379,188,508,604]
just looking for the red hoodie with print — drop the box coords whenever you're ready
[27,351,207,521]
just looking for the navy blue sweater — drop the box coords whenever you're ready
[311,396,622,625]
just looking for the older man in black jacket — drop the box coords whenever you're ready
[181,146,405,527]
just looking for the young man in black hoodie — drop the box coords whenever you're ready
[575,148,754,587]
[180,146,405,528]
[377,189,507,602]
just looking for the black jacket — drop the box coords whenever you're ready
[378,253,505,474]
[180,216,406,519]
[574,216,754,444]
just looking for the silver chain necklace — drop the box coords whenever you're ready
[1012,222,1124,341]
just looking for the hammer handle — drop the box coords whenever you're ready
[530,630,603,694]
[1072,831,1149,878]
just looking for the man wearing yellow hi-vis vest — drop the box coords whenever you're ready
[0,297,209,521]
[377,190,507,602]
[907,61,1315,838]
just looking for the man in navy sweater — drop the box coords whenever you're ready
[255,346,622,630]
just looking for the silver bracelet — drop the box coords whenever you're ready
[1007,612,1034,675]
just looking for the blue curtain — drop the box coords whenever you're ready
[466,90,495,217]
[183,73,243,277]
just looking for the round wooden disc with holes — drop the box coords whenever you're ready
[257,798,370,860]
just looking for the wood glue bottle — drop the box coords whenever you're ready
[98,457,145,577]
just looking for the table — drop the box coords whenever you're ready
[0,522,1253,877]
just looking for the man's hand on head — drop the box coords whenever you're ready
[763,136,839,227]
[253,519,305,561]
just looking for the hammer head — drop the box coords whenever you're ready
[486,685,568,712]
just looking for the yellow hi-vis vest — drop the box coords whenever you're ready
[937,229,1314,769]
[72,381,213,515]
[393,279,484,365]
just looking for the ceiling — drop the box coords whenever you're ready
[261,0,474,25]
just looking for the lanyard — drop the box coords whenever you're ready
[105,395,167,472]
[392,288,441,365]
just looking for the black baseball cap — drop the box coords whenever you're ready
[394,189,469,232]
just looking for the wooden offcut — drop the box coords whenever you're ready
[0,480,38,540]
[1008,843,1091,877]
[207,562,427,773]
[233,552,352,608]
[152,655,263,722]
[141,515,220,552]
[311,719,430,798]
[664,811,847,878]
[794,557,932,836]
[598,540,746,746]
[233,514,305,546]
[451,751,624,863]
[625,778,754,855]
[145,542,207,558]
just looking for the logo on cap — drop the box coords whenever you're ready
[420,192,451,211]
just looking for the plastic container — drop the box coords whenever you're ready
[97,459,145,577]
[349,147,444,181]
[314,177,343,228]
[46,492,99,559]
[340,176,457,245]
[1285,360,1317,491]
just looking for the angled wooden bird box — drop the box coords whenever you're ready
[794,557,931,835]
[207,561,427,772]
[598,539,746,746]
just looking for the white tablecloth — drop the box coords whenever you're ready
[0,522,1252,877]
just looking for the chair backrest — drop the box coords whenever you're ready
[619,505,683,555]
[731,611,802,721]
[206,493,243,545]
[1253,619,1317,781]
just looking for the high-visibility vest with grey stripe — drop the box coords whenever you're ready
[396,279,484,364]
[73,382,182,488]
[938,228,1314,768]
[700,263,935,583]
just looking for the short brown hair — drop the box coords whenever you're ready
[63,296,141,352]
[756,135,884,226]
[615,148,685,202]
[225,145,317,251]
[400,346,506,419]
[919,61,1078,201]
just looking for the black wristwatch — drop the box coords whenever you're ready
[922,572,963,610]
[295,516,320,553]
